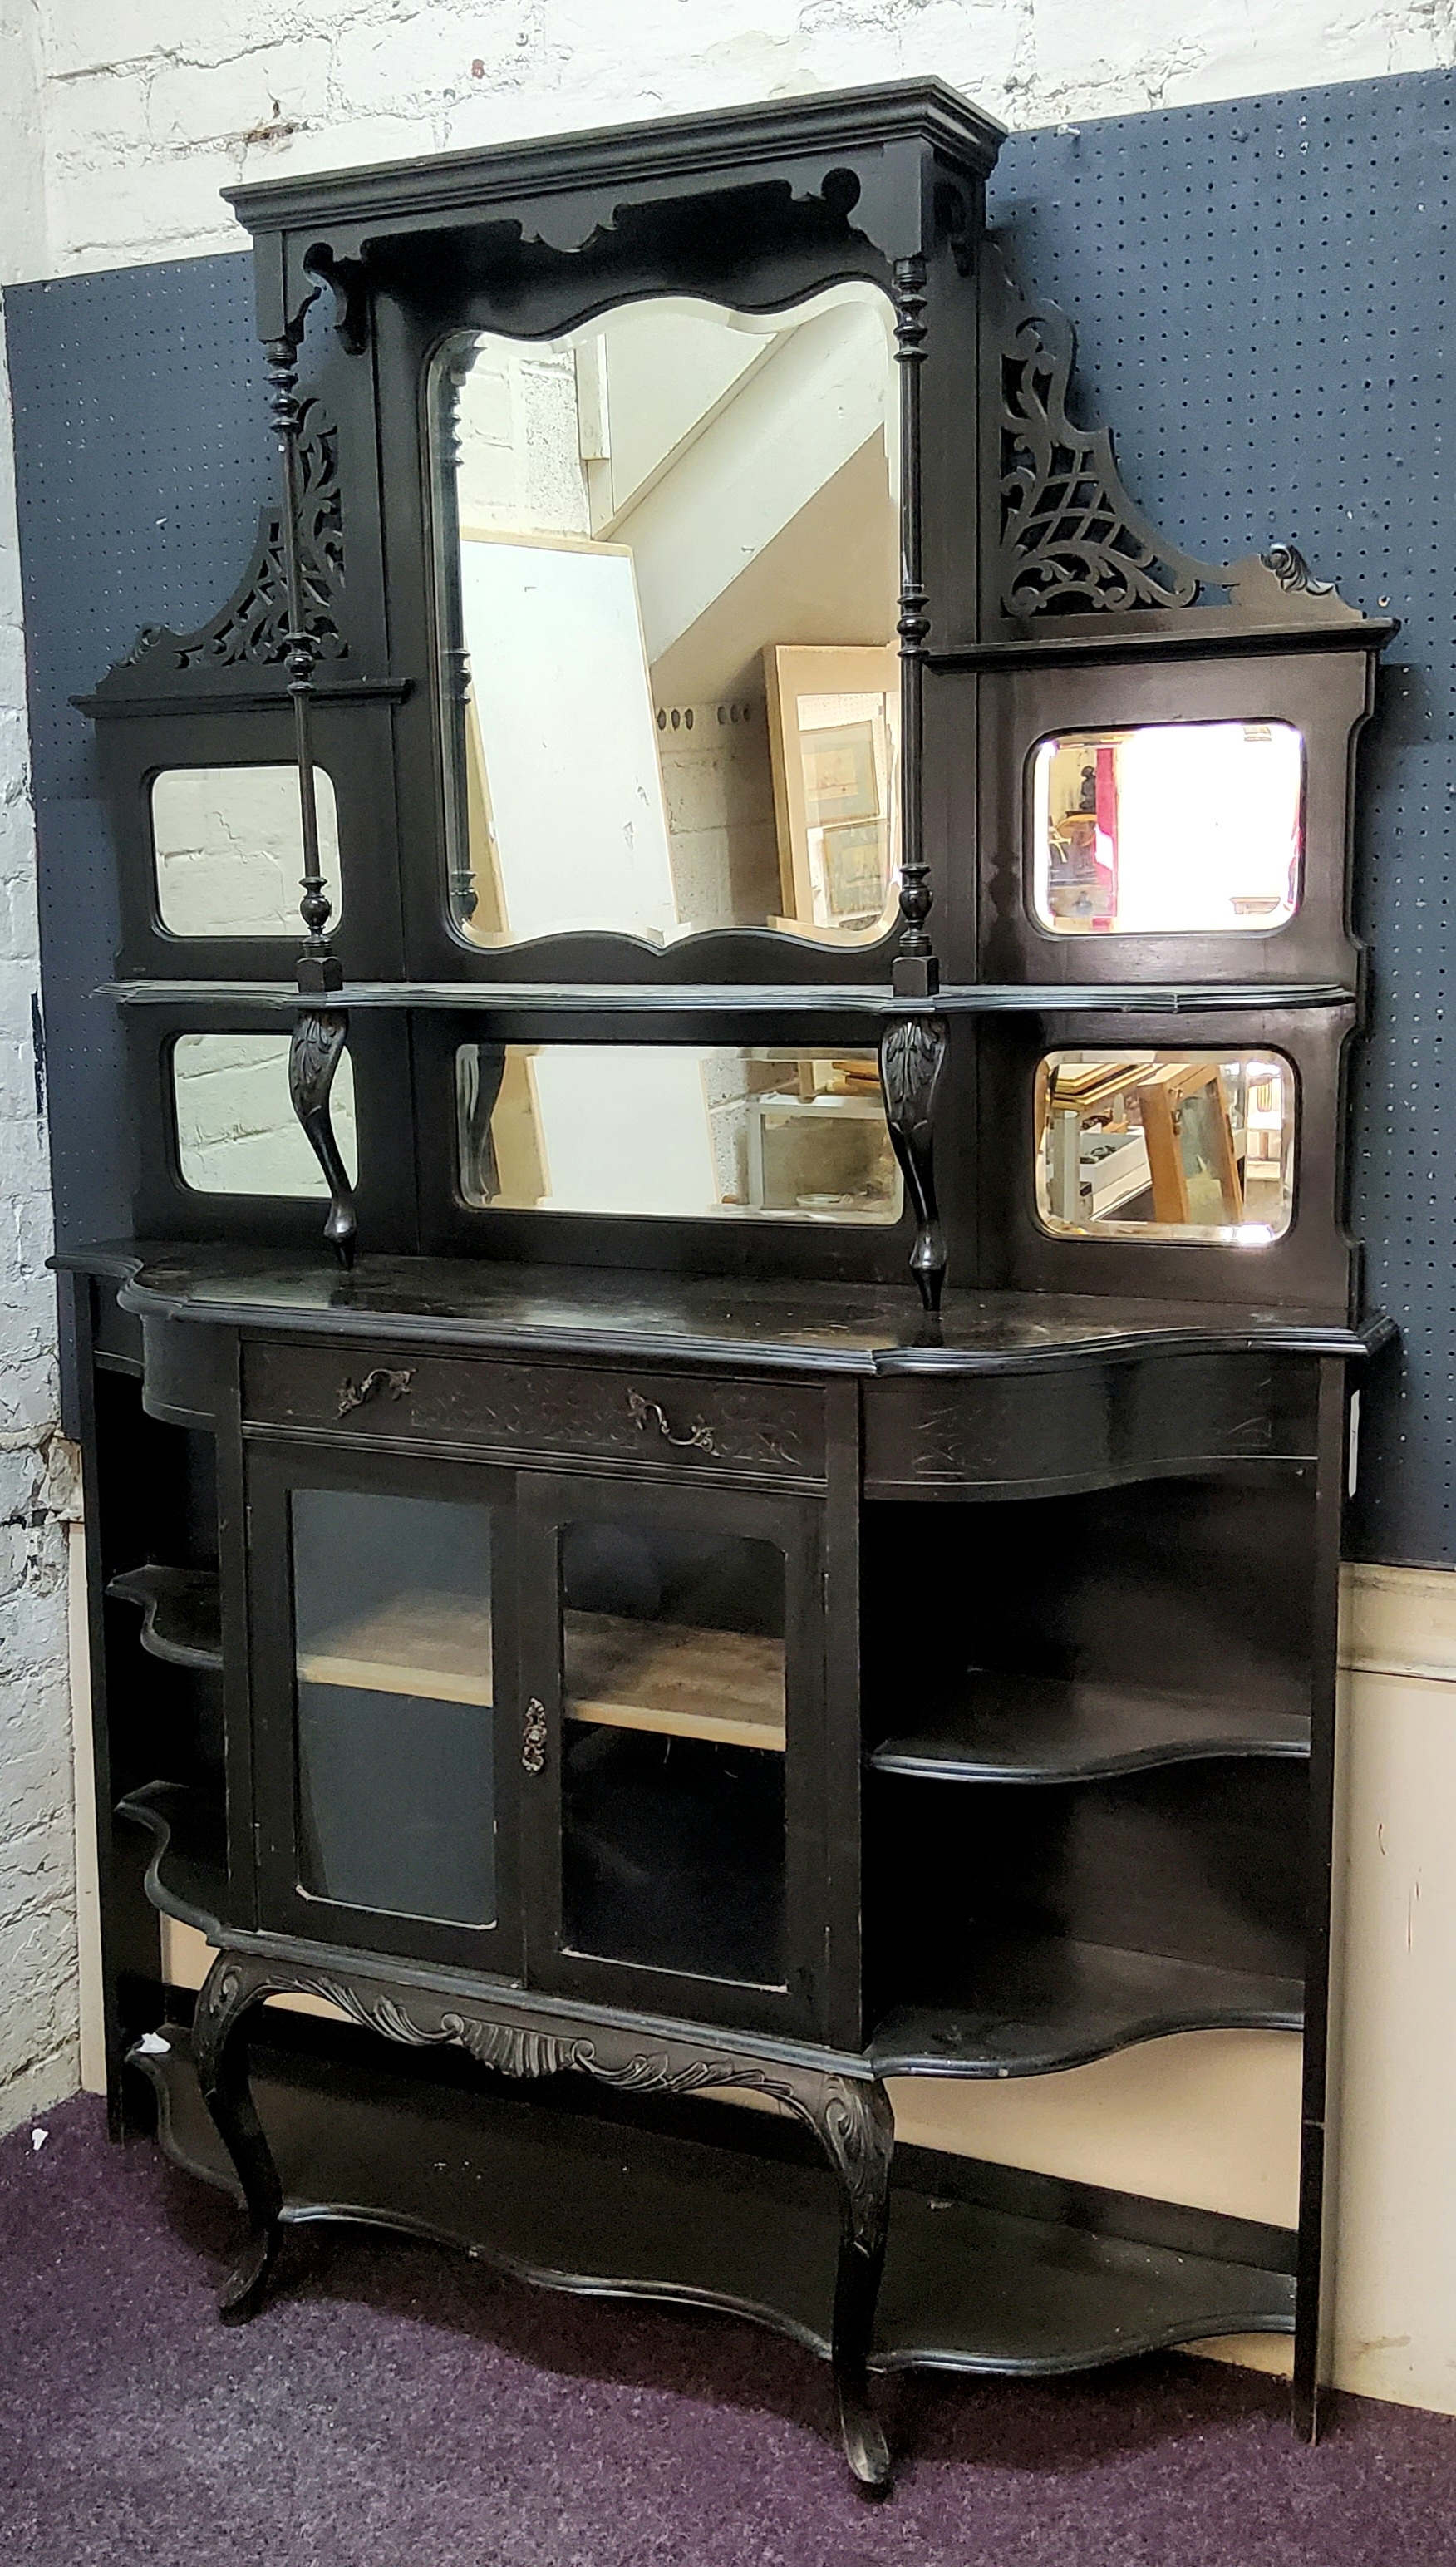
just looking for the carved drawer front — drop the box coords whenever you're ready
[243,1342,827,1484]
[863,1354,1320,1497]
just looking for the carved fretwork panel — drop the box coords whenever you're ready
[111,401,347,687]
[986,248,1374,631]
[992,269,1214,617]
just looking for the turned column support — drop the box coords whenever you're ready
[266,296,355,1266]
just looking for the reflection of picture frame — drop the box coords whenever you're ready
[764,643,900,940]
[799,722,880,829]
[819,820,888,923]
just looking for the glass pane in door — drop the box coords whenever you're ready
[291,1489,496,1926]
[558,1519,787,1987]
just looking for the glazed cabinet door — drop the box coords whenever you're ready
[516,1471,830,2040]
[247,1441,522,1975]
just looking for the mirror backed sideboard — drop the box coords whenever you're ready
[61,80,1396,2487]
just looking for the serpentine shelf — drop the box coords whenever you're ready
[869,1670,1311,1784]
[108,1564,223,1672]
[116,1781,228,1939]
[54,1244,1394,1373]
[98,978,1358,1016]
[131,2022,1296,2378]
[869,1938,1304,2079]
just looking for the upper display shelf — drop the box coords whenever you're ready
[101,978,1358,1017]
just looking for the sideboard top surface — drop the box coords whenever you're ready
[57,1242,1392,1376]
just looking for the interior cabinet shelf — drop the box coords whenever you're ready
[566,1614,786,1752]
[300,1594,494,1705]
[869,1934,1304,2078]
[298,1599,787,1752]
[130,2023,1296,2377]
[107,1564,223,1672]
[116,1779,228,1937]
[869,1670,1311,1783]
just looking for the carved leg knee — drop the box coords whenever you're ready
[192,1957,285,2320]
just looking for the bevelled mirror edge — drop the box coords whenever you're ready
[1034,1047,1297,1246]
[976,1003,1360,1318]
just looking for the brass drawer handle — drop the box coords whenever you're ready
[337,1367,415,1421]
[626,1388,720,1456]
[521,1699,548,1775]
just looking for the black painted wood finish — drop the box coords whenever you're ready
[68,1205,1375,2472]
[77,84,1390,1318]
[132,2020,1298,2391]
[59,78,1397,2486]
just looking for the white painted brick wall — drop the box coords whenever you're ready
[0,0,1449,282]
[0,0,1449,2136]
[0,269,81,2136]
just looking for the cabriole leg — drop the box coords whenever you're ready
[806,2074,897,2490]
[192,1955,284,2318]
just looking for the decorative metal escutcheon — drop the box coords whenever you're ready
[337,1367,415,1421]
[626,1388,720,1456]
[520,1698,548,1775]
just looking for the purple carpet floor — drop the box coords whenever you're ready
[2,2093,1454,2567]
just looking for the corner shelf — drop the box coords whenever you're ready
[869,1935,1303,2080]
[869,1670,1310,1783]
[130,2020,1296,2375]
[108,1564,223,1672]
[116,1779,228,1938]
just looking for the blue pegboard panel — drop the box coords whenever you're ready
[7,255,275,1248]
[7,74,1454,1559]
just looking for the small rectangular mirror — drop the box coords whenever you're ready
[430,285,899,950]
[1035,1051,1294,1243]
[1031,722,1303,935]
[457,1045,901,1224]
[173,1034,357,1195]
[151,766,342,938]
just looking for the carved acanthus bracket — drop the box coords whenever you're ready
[289,1008,356,1269]
[106,401,346,689]
[989,249,1368,625]
[880,1015,949,1314]
[181,402,345,673]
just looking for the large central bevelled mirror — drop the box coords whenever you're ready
[429,284,899,949]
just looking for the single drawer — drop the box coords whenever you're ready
[243,1341,827,1484]
[863,1352,1319,1497]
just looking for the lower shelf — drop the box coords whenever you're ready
[131,2023,1296,2376]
